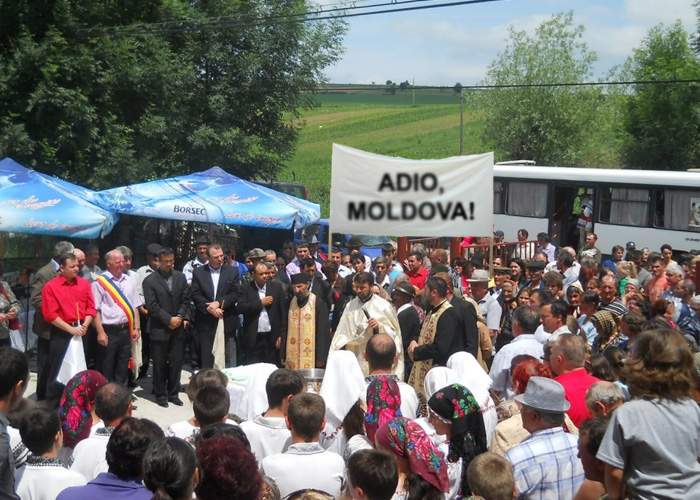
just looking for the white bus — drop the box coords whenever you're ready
[493,164,700,253]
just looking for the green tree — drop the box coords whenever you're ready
[0,1,345,187]
[453,82,463,94]
[479,12,601,165]
[622,22,700,170]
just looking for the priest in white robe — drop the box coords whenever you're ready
[329,272,403,378]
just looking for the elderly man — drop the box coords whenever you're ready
[550,334,601,427]
[330,272,402,378]
[470,269,501,340]
[32,240,75,401]
[598,275,628,318]
[585,381,625,418]
[365,334,418,418]
[490,306,544,398]
[92,249,143,385]
[506,377,584,498]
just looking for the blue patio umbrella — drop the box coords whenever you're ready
[93,167,320,229]
[0,158,118,238]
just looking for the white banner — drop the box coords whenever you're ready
[330,144,494,237]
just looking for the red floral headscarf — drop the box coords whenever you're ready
[375,417,449,493]
[58,370,108,448]
[365,375,402,443]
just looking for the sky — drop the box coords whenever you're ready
[321,0,698,85]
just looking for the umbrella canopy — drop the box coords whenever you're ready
[0,158,118,239]
[94,167,320,229]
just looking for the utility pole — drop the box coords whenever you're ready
[412,78,415,106]
[459,87,464,154]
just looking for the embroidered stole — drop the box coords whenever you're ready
[408,300,452,402]
[286,293,317,370]
[95,275,135,336]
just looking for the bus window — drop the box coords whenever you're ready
[506,182,547,217]
[599,187,650,226]
[654,189,700,231]
[494,181,505,214]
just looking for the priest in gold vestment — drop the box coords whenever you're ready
[284,273,331,369]
[329,272,403,378]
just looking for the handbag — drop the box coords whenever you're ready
[0,285,21,331]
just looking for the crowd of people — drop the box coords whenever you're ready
[0,229,699,499]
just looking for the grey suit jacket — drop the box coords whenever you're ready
[30,261,57,340]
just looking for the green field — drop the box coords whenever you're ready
[279,91,486,216]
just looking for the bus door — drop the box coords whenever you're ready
[549,184,594,251]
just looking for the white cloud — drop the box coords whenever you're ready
[625,0,696,28]
[325,1,699,85]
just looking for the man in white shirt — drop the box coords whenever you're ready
[364,334,418,418]
[534,300,571,344]
[470,270,502,340]
[240,369,305,464]
[16,407,85,500]
[182,235,210,285]
[71,383,132,481]
[262,393,345,498]
[490,306,544,399]
[536,233,557,263]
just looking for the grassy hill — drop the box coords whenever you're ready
[279,91,486,216]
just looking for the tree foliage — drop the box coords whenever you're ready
[0,0,346,187]
[622,22,700,170]
[479,12,601,165]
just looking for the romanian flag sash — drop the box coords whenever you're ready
[96,274,135,336]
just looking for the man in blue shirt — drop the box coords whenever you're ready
[57,418,164,500]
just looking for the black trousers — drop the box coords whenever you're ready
[247,331,278,365]
[150,332,185,401]
[36,337,51,400]
[45,327,73,407]
[197,325,216,369]
[97,324,131,385]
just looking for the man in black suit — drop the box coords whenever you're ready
[143,247,190,407]
[302,257,331,312]
[237,262,287,365]
[433,271,479,358]
[391,281,421,381]
[190,243,240,369]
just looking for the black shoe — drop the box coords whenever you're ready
[156,399,168,408]
[168,397,184,406]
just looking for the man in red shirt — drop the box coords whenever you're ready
[406,252,428,296]
[42,252,96,406]
[550,333,600,427]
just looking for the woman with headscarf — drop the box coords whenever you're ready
[320,350,367,456]
[591,310,622,356]
[427,384,488,497]
[446,352,497,448]
[365,375,402,443]
[58,370,108,449]
[375,417,449,500]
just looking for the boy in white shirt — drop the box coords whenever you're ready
[168,384,236,444]
[71,383,132,481]
[16,408,85,500]
[239,368,304,464]
[261,393,345,498]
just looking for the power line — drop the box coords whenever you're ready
[313,79,700,91]
[76,0,505,35]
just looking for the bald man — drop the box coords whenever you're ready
[364,334,418,418]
